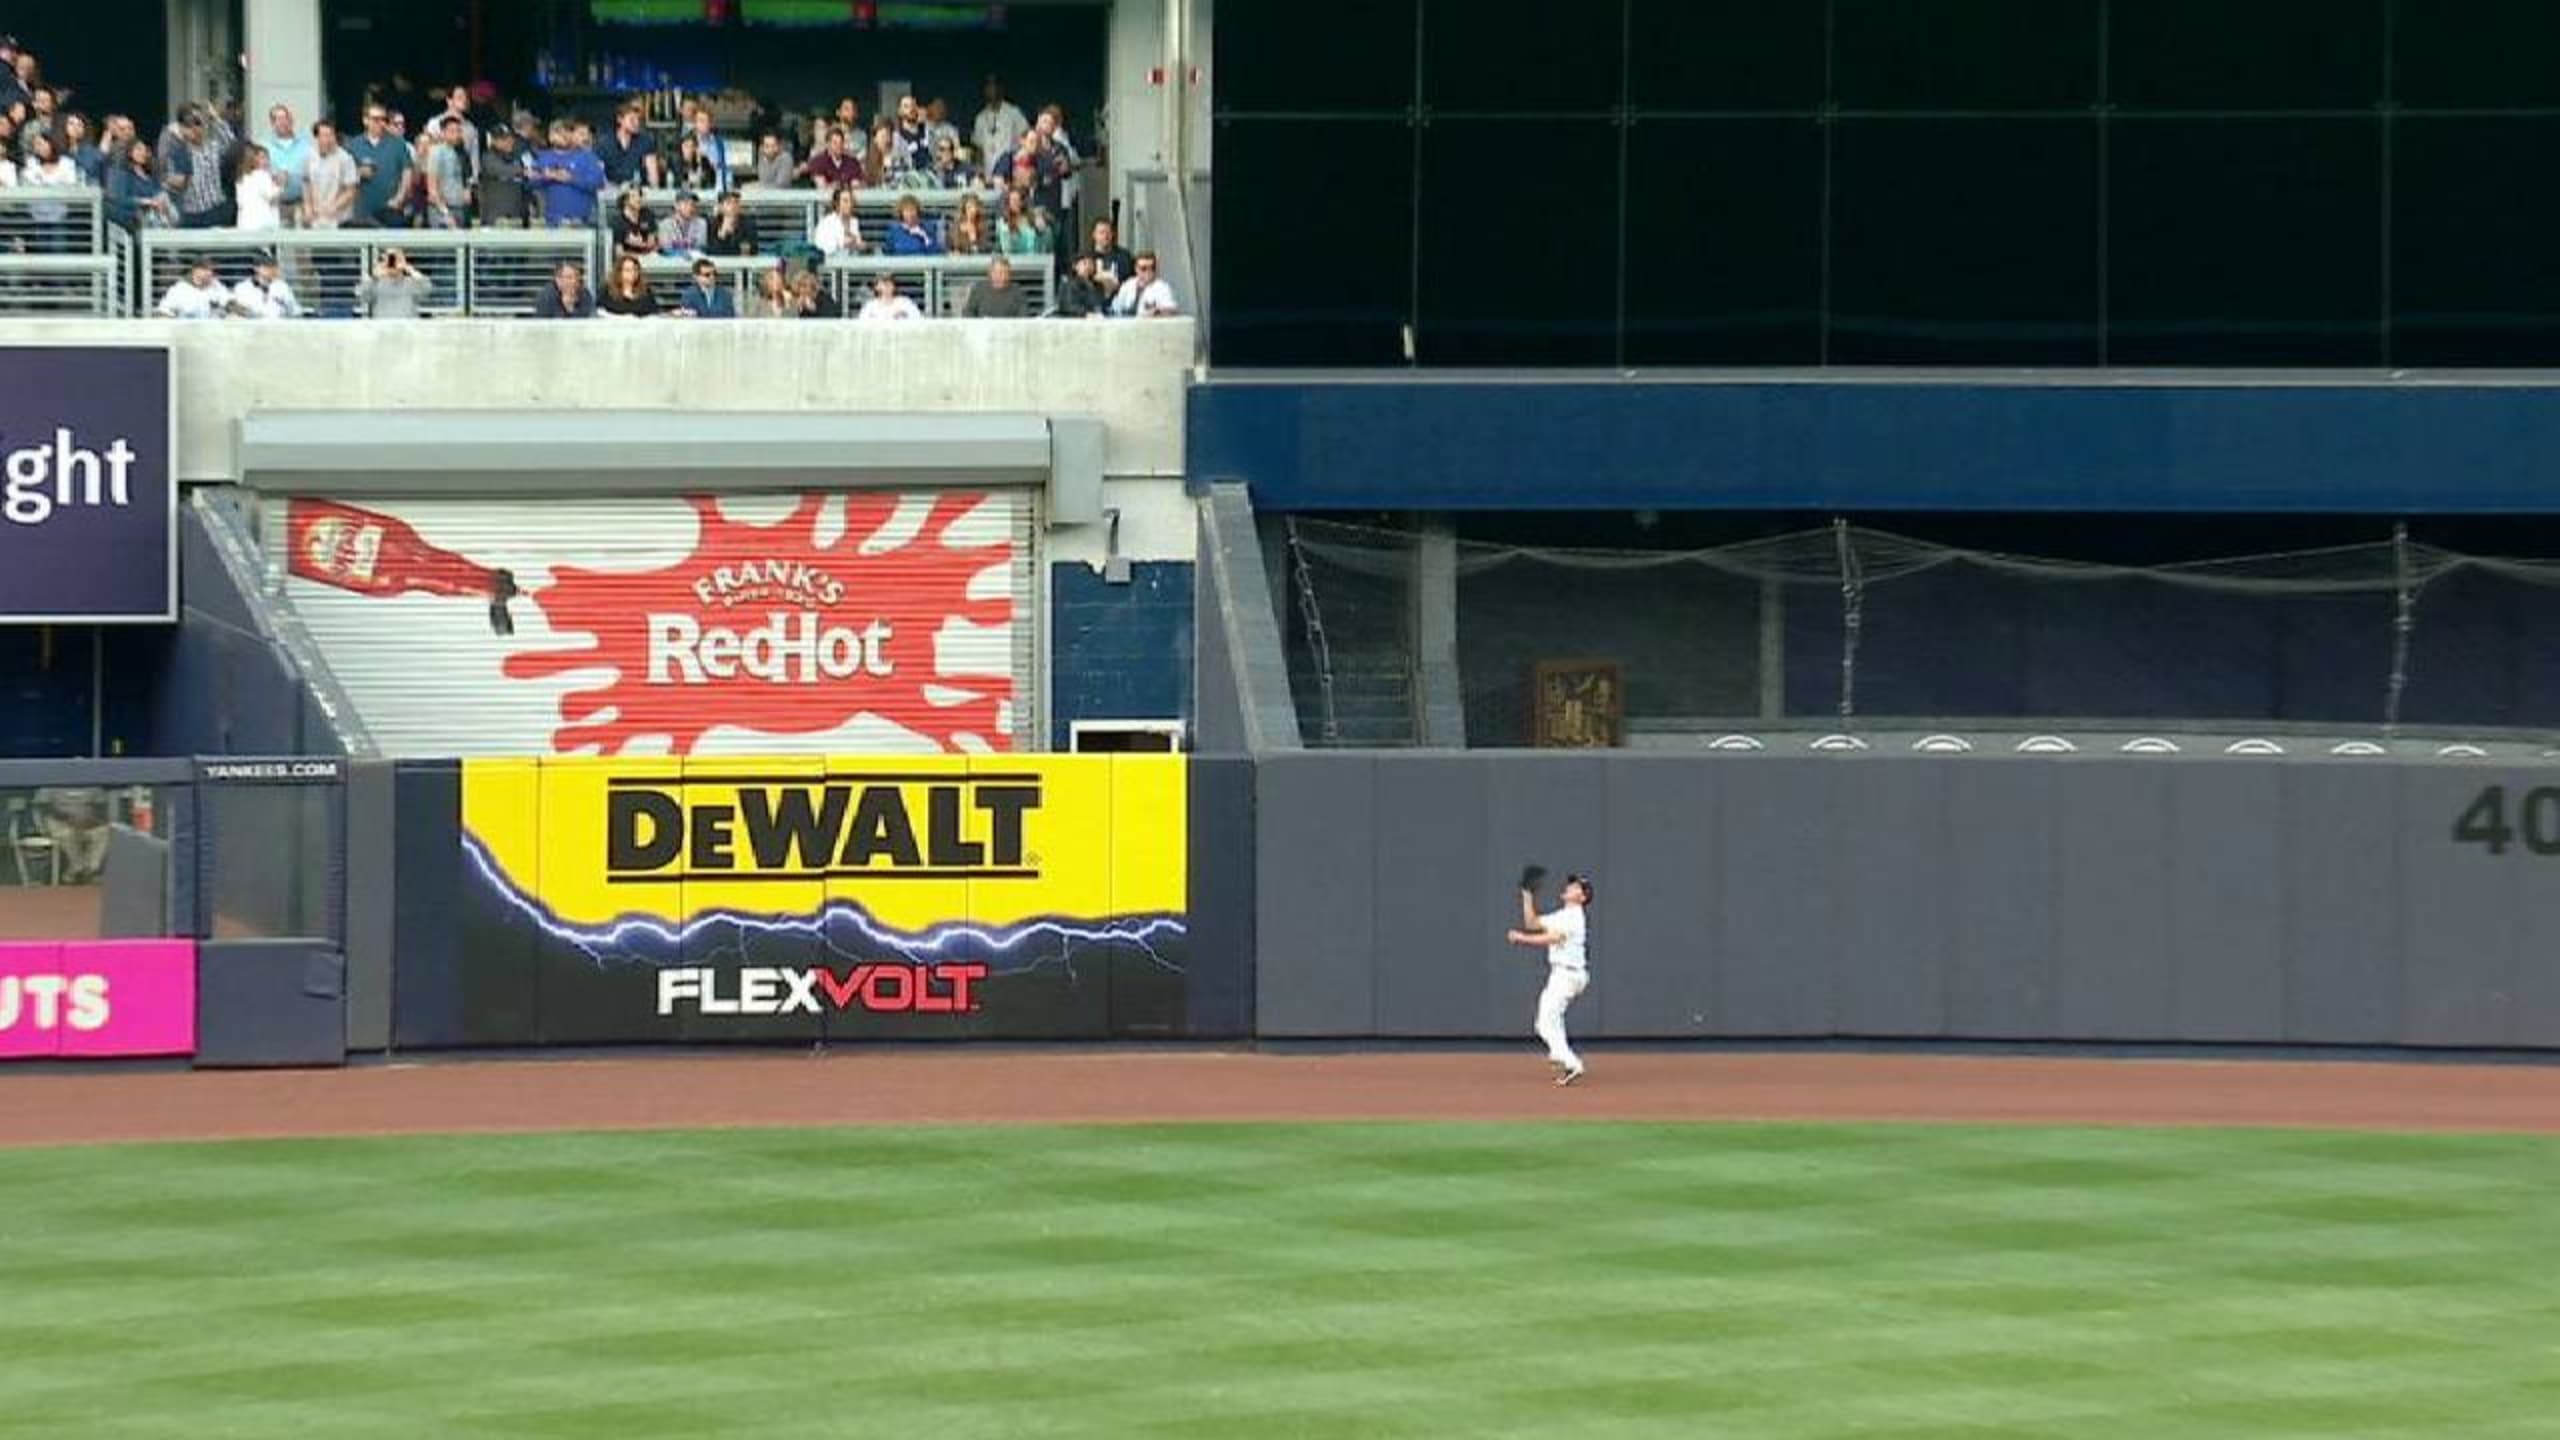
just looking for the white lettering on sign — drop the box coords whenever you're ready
[1,429,140,526]
[646,612,895,685]
[0,974,112,1032]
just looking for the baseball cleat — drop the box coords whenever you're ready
[1555,1064,1584,1087]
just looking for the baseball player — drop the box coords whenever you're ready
[1509,869,1593,1085]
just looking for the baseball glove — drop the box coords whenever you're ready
[1519,864,1547,894]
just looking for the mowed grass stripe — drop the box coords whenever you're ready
[2,1122,2554,1439]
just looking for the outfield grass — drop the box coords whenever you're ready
[2,1121,2554,1438]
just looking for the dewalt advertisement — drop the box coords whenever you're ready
[457,755,1189,1043]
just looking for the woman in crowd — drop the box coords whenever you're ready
[613,186,659,257]
[865,122,902,188]
[104,137,170,230]
[232,142,282,231]
[598,253,660,317]
[18,131,79,251]
[743,263,793,318]
[786,266,838,318]
[811,184,863,256]
[946,192,989,255]
[670,132,720,193]
[856,270,920,322]
[60,114,103,183]
[995,186,1049,258]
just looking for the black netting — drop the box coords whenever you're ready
[1278,518,2560,747]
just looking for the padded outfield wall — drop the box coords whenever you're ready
[1252,749,2560,1050]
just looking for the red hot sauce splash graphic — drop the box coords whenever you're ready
[285,493,1017,754]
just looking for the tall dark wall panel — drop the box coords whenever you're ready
[1371,758,1491,1036]
[2281,764,2401,1043]
[2166,764,2286,1040]
[1713,758,1840,1036]
[1942,762,2061,1038]
[1831,760,1949,1037]
[1254,754,1378,1036]
[2393,766,2522,1047]
[1594,758,1720,1038]
[2054,761,2174,1040]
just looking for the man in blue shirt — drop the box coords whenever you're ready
[674,258,734,318]
[344,103,414,226]
[532,121,604,228]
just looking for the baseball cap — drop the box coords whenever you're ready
[1564,872,1595,901]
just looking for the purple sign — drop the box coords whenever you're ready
[0,344,175,623]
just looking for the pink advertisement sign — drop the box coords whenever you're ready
[0,941,197,1060]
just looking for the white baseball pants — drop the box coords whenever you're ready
[1535,965,1587,1070]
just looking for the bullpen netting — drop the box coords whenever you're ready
[1280,518,2560,747]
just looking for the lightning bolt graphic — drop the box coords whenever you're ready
[461,834,1187,977]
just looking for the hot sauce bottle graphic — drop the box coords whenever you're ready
[286,499,520,635]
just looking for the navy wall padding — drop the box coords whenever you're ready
[195,940,348,1068]
[1194,377,2560,514]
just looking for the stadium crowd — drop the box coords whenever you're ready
[0,31,1177,320]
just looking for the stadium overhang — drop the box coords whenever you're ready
[236,411,1107,525]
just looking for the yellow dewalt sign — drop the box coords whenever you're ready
[463,755,1186,933]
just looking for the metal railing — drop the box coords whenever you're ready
[636,251,1056,316]
[602,185,1005,256]
[139,228,602,318]
[0,187,118,316]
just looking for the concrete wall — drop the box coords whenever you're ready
[0,318,1195,507]
[1255,749,2560,1050]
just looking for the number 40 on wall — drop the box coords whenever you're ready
[2451,785,2560,855]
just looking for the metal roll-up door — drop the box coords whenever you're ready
[265,489,1038,757]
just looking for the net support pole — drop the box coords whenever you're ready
[2385,520,2414,736]
[1834,518,1862,723]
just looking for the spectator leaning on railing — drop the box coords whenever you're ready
[153,255,226,318]
[857,271,920,322]
[532,259,595,318]
[599,252,658,317]
[356,246,432,317]
[227,251,302,319]
[674,257,733,318]
[961,255,1026,318]
[1109,251,1180,318]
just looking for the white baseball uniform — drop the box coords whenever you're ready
[1534,902,1588,1071]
